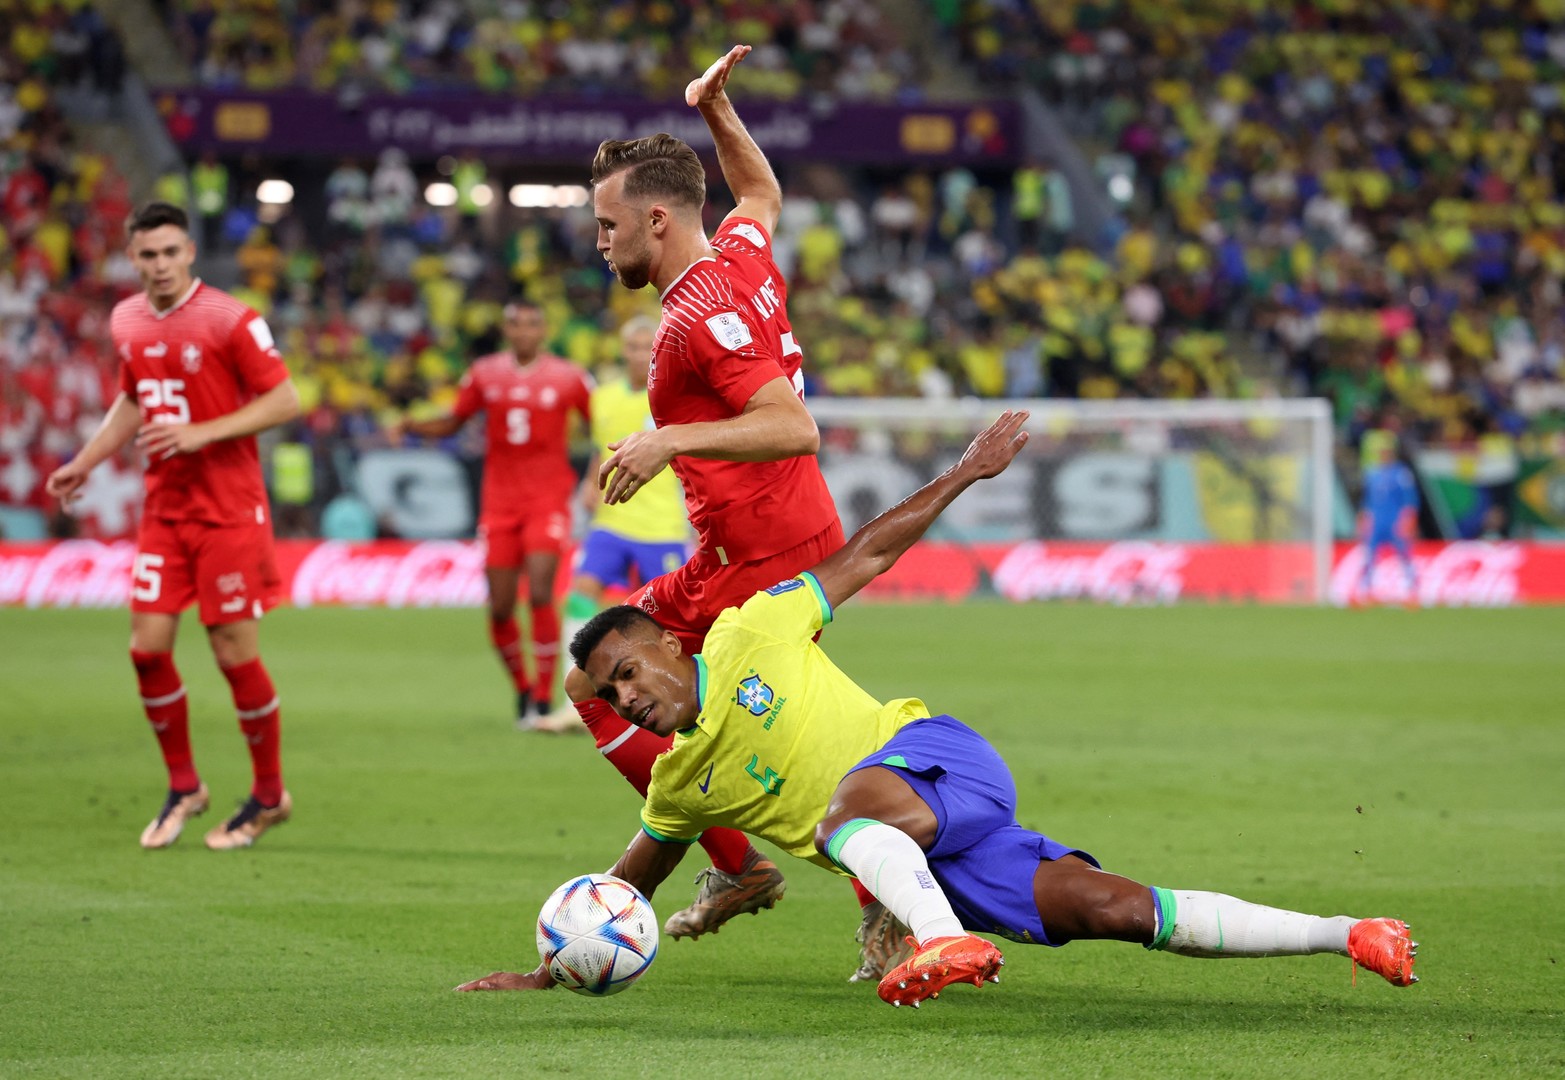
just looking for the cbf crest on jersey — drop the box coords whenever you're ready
[737,674,775,716]
[704,312,753,351]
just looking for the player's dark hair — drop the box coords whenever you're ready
[571,605,663,670]
[125,202,190,238]
[591,134,707,210]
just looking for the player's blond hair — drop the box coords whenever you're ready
[591,134,707,210]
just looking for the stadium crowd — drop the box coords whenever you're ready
[158,0,925,103]
[5,0,1564,540]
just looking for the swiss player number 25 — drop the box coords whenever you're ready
[136,378,191,425]
[505,407,530,446]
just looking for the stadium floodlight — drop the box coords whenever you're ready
[424,182,458,207]
[471,183,494,208]
[256,180,294,205]
[509,184,591,208]
[807,397,1336,604]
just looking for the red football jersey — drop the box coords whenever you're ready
[649,216,838,563]
[454,352,592,522]
[112,280,289,526]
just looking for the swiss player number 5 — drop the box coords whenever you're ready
[136,378,191,425]
[132,553,164,602]
[506,407,531,446]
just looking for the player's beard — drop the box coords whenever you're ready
[609,233,653,291]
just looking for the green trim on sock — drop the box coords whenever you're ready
[1148,887,1177,951]
[824,817,881,872]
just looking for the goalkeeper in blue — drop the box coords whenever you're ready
[1355,436,1420,604]
[458,411,1418,1006]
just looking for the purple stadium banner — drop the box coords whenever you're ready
[154,89,1021,166]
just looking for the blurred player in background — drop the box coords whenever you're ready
[398,300,592,728]
[460,411,1418,1005]
[46,202,301,851]
[552,45,902,979]
[556,315,691,667]
[1355,434,1420,604]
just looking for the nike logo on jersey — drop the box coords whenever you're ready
[144,341,168,357]
[698,763,714,794]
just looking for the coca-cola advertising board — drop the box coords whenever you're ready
[2,540,1563,609]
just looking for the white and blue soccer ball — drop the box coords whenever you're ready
[536,873,658,996]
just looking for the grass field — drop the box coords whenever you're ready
[3,602,1563,1079]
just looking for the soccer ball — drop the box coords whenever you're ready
[536,873,659,996]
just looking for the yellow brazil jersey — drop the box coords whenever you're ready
[641,573,930,872]
[590,377,690,543]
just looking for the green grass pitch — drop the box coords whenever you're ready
[3,602,1563,1078]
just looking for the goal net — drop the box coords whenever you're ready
[808,398,1335,605]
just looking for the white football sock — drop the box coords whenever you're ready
[829,819,965,945]
[1151,888,1355,957]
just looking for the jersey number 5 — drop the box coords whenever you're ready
[505,407,530,445]
[136,378,191,424]
[132,553,164,602]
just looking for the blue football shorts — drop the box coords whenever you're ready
[575,528,690,590]
[846,713,1098,946]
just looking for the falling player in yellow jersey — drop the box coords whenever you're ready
[459,411,1418,1006]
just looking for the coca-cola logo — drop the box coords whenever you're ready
[290,541,486,608]
[0,541,136,608]
[1330,542,1522,607]
[993,541,1189,604]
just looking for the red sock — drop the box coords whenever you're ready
[576,698,752,876]
[530,603,560,705]
[131,650,198,792]
[221,657,283,806]
[489,615,531,694]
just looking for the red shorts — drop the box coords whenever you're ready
[132,516,282,626]
[478,506,571,568]
[629,520,845,652]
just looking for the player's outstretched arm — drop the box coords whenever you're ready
[46,392,143,504]
[605,828,690,901]
[687,45,782,236]
[599,377,817,504]
[137,377,301,459]
[808,410,1031,611]
[454,830,686,992]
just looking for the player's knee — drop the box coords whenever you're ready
[1038,861,1154,943]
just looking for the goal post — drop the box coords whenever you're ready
[807,397,1336,604]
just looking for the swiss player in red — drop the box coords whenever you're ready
[399,300,592,727]
[483,46,906,987]
[46,202,302,851]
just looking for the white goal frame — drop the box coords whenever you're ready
[807,397,1336,603]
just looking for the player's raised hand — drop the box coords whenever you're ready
[599,428,674,505]
[45,460,90,505]
[686,44,752,107]
[454,969,556,992]
[956,410,1030,481]
[137,420,213,459]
